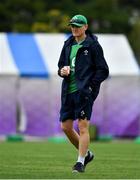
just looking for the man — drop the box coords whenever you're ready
[58,14,109,173]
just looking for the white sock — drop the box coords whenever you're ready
[77,156,85,165]
[86,150,89,157]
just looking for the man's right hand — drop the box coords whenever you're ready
[60,66,70,76]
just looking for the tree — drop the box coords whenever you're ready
[129,20,140,64]
[31,9,70,32]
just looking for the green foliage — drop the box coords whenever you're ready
[129,20,140,64]
[0,0,138,33]
[31,10,70,32]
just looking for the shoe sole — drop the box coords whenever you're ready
[72,170,84,173]
[72,170,78,173]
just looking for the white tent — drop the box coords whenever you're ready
[0,33,139,76]
[0,33,140,137]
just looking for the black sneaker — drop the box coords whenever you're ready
[84,151,94,167]
[72,162,85,173]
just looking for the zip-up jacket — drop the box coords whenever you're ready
[58,31,109,103]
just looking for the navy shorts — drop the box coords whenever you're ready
[60,90,94,122]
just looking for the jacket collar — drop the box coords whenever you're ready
[64,32,98,47]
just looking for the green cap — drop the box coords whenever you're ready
[69,14,88,27]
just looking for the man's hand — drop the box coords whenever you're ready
[60,66,70,76]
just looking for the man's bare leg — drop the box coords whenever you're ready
[77,119,90,163]
[61,119,79,149]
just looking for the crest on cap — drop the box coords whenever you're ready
[69,14,88,27]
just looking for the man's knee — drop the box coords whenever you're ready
[61,123,68,132]
[78,119,89,135]
[79,126,89,135]
[61,121,73,133]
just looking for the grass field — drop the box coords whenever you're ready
[0,140,140,179]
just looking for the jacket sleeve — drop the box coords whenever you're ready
[57,44,65,77]
[90,43,109,86]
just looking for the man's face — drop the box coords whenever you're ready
[70,24,88,37]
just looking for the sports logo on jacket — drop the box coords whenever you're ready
[84,50,88,55]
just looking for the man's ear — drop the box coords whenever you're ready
[84,24,88,31]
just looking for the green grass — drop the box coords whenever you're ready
[0,141,140,179]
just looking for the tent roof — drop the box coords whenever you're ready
[0,33,139,76]
[98,34,140,75]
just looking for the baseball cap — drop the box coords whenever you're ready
[69,15,88,27]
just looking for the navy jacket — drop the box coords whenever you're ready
[58,31,109,103]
